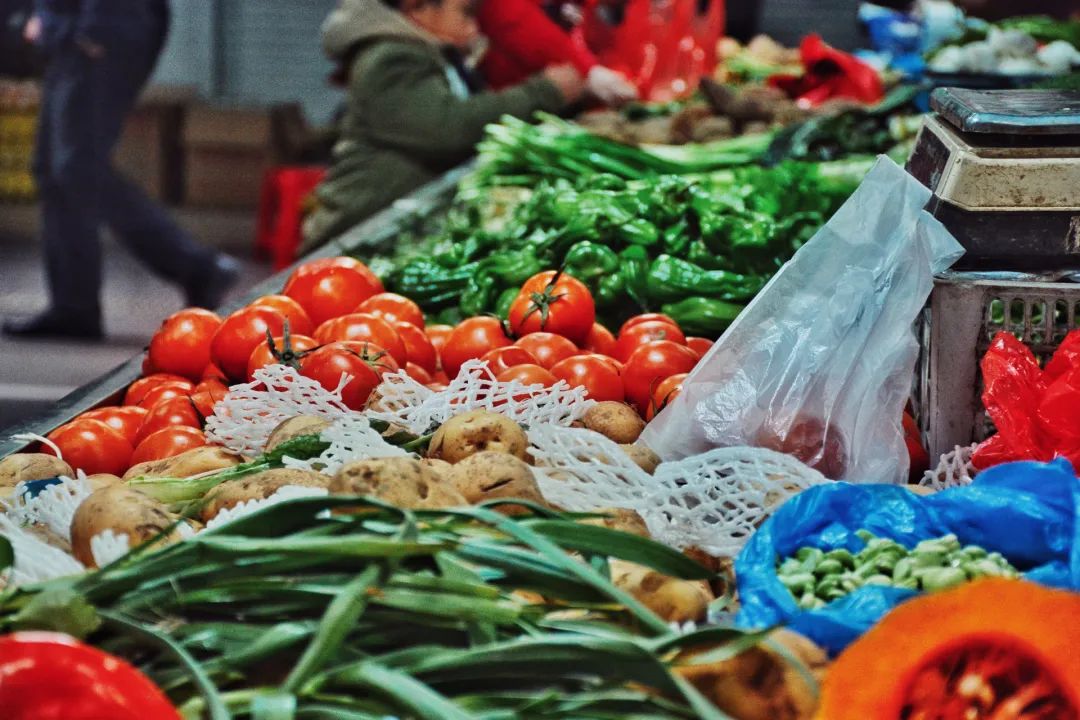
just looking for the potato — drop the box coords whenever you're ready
[332,457,466,511]
[582,402,645,444]
[579,508,650,537]
[906,484,934,496]
[609,558,713,623]
[421,458,453,479]
[201,468,330,522]
[265,416,332,453]
[85,473,122,492]
[447,451,545,514]
[676,628,827,720]
[123,446,241,481]
[619,444,661,474]
[427,410,528,463]
[70,485,183,568]
[0,453,73,487]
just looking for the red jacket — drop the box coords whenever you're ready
[478,0,597,90]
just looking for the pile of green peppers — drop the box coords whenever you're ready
[777,530,1020,611]
[382,160,865,336]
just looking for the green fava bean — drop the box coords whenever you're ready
[825,548,855,568]
[918,566,967,592]
[892,557,915,582]
[814,558,844,577]
[865,574,892,586]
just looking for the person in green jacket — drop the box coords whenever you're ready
[302,0,583,248]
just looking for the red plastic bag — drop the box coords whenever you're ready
[768,34,883,107]
[973,330,1080,470]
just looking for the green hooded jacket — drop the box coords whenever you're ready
[302,0,566,249]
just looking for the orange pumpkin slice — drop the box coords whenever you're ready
[816,578,1080,720]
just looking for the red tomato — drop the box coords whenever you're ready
[427,383,449,392]
[515,332,578,370]
[394,322,437,374]
[191,378,228,419]
[496,364,557,387]
[131,426,206,465]
[432,369,450,385]
[581,323,618,357]
[686,337,714,358]
[620,313,679,336]
[146,308,222,380]
[550,354,625,402]
[406,362,433,384]
[79,406,148,445]
[44,419,133,476]
[123,374,192,406]
[201,363,227,382]
[480,346,539,376]
[134,396,201,445]
[246,333,318,381]
[141,353,157,375]
[289,255,382,284]
[0,632,182,720]
[614,320,688,363]
[508,271,596,344]
[210,306,288,381]
[425,324,454,360]
[283,265,382,326]
[357,292,425,328]
[647,372,687,420]
[622,341,699,413]
[135,381,194,409]
[300,341,390,409]
[249,294,315,336]
[441,317,512,378]
[313,313,407,365]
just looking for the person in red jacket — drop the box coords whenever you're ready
[477,0,638,106]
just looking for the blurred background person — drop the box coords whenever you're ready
[477,0,639,106]
[302,0,584,249]
[3,0,238,341]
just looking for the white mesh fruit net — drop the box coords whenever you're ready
[90,529,131,568]
[919,444,977,491]
[282,415,408,475]
[0,514,85,587]
[368,360,594,435]
[3,473,92,544]
[205,364,352,457]
[527,425,827,557]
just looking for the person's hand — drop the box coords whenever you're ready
[543,64,586,104]
[587,66,638,106]
[23,14,42,44]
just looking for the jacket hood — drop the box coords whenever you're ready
[322,0,440,60]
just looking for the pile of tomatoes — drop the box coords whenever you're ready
[41,259,713,477]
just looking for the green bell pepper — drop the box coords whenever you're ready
[661,297,744,337]
[495,287,519,320]
[647,255,767,304]
[563,241,620,283]
[460,272,498,317]
[619,245,651,311]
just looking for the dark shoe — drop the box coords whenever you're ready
[3,310,103,340]
[185,254,241,310]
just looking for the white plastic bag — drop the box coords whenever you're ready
[641,157,964,484]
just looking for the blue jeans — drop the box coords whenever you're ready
[33,9,213,317]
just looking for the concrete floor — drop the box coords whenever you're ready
[0,202,273,431]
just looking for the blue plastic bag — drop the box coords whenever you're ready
[735,458,1080,654]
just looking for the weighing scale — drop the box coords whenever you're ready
[906,88,1080,270]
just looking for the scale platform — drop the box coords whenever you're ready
[906,88,1080,270]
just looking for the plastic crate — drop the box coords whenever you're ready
[915,274,1080,460]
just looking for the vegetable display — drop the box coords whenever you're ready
[777,531,1019,610]
[383,159,869,333]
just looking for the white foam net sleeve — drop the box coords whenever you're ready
[643,447,828,557]
[282,415,408,476]
[205,485,330,530]
[205,364,353,457]
[529,424,655,512]
[919,444,976,491]
[528,424,828,558]
[0,515,85,587]
[368,360,594,435]
[90,529,131,568]
[2,473,92,544]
